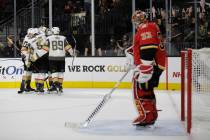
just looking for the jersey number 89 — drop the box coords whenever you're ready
[52,40,64,50]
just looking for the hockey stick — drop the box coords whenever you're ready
[71,34,77,66]
[65,67,132,129]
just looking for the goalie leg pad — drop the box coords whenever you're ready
[132,99,146,125]
[133,99,158,125]
[133,79,154,99]
[132,79,158,125]
[141,99,157,125]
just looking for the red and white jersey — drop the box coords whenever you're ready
[133,20,166,70]
[135,21,160,46]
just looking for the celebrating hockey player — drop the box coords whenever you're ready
[38,26,54,89]
[26,28,49,93]
[45,27,74,93]
[18,28,35,94]
[126,10,166,126]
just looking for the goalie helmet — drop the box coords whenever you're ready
[132,10,147,25]
[51,27,60,35]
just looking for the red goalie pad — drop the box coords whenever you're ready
[133,99,158,125]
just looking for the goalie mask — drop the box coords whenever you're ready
[132,10,147,26]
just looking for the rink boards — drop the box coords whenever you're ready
[0,57,181,90]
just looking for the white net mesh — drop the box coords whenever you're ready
[191,48,210,130]
[192,48,210,93]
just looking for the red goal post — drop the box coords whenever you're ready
[181,48,210,134]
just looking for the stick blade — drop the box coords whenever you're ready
[64,121,89,129]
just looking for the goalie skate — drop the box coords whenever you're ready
[135,123,156,130]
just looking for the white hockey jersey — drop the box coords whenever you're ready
[22,35,31,48]
[28,33,48,62]
[21,35,31,62]
[46,35,69,60]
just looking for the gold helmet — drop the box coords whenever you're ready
[132,10,147,25]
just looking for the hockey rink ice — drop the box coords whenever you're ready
[0,88,209,140]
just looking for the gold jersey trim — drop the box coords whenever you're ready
[140,45,158,50]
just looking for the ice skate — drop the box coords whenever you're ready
[48,85,57,94]
[24,87,35,93]
[17,90,24,94]
[133,115,156,130]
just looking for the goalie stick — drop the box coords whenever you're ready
[65,67,132,129]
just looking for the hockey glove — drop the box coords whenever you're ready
[140,65,163,91]
[149,65,163,87]
[67,48,75,56]
[134,64,153,83]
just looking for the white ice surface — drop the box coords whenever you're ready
[0,88,209,140]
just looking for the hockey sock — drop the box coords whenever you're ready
[25,80,34,90]
[49,81,53,87]
[58,82,63,92]
[19,80,25,91]
[39,83,44,92]
[36,82,40,91]
[54,81,59,88]
[49,82,57,91]
[26,80,30,88]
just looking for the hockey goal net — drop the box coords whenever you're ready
[181,48,210,133]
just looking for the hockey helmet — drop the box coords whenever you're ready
[27,28,33,35]
[39,26,47,34]
[51,27,60,35]
[32,28,39,35]
[46,28,53,36]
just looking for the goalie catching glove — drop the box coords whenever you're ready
[133,64,153,83]
[135,65,164,91]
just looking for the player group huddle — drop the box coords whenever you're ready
[18,26,74,94]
